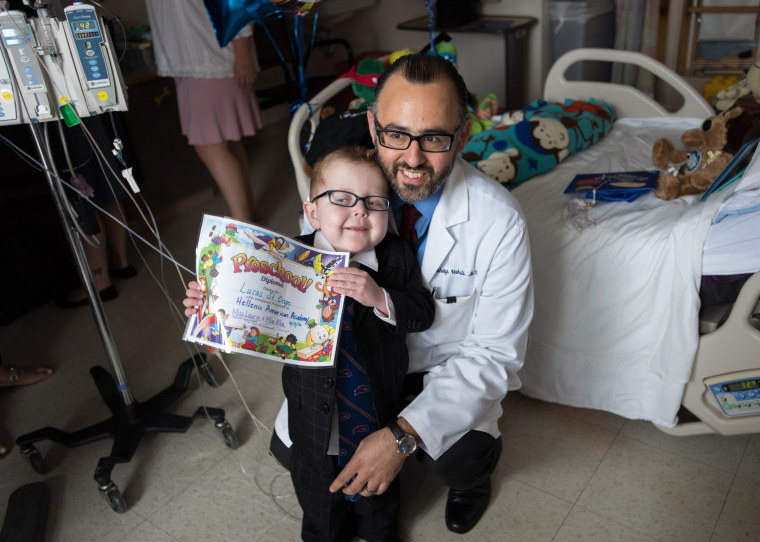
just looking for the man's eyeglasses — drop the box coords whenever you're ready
[374,121,458,153]
[312,190,390,211]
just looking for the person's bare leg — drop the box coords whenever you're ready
[63,214,113,303]
[103,199,130,271]
[229,139,257,219]
[1,364,54,458]
[194,141,254,221]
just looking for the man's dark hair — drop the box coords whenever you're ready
[371,54,469,127]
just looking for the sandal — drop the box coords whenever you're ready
[0,365,54,388]
[111,265,138,279]
[55,285,118,309]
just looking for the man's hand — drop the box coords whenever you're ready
[329,427,405,498]
[328,267,388,316]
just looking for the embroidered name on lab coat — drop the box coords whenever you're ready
[436,268,478,276]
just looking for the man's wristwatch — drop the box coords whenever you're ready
[387,419,417,456]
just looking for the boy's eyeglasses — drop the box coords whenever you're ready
[374,120,458,153]
[312,190,390,211]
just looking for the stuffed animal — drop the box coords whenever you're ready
[725,94,760,155]
[652,107,743,200]
[714,61,760,111]
[388,48,415,65]
[468,93,500,136]
[348,57,385,109]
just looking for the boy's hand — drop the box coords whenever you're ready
[182,281,205,317]
[328,267,388,316]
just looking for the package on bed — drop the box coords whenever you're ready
[460,98,615,190]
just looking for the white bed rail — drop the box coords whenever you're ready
[658,270,760,436]
[287,77,354,204]
[544,48,714,118]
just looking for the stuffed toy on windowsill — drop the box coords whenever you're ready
[714,61,760,112]
[652,107,744,200]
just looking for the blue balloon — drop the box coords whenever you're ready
[204,0,278,48]
[204,0,321,48]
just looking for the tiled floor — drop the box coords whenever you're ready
[1,117,758,542]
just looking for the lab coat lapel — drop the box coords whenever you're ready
[420,159,468,282]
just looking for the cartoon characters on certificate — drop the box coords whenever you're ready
[187,216,347,365]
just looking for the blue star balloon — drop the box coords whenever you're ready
[204,0,322,48]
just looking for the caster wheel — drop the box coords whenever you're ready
[100,482,127,514]
[198,358,219,387]
[21,446,47,475]
[217,421,239,449]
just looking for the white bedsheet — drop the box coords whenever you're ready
[512,118,733,427]
[703,144,760,276]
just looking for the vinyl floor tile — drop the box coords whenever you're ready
[577,436,731,542]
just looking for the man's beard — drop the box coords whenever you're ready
[379,157,455,204]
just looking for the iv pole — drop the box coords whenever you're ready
[28,121,134,406]
[11,2,238,515]
[16,124,238,515]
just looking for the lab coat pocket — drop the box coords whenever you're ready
[430,290,477,344]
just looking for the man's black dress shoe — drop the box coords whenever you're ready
[445,479,491,534]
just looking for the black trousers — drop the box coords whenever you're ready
[270,428,501,492]
[417,430,502,491]
[270,427,501,541]
[288,446,400,542]
[400,371,503,491]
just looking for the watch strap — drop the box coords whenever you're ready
[386,419,405,442]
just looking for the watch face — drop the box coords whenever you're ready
[398,434,417,455]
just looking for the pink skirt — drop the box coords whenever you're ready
[175,77,264,146]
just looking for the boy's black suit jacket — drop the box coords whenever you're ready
[282,232,434,459]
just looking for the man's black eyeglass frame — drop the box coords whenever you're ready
[374,120,459,153]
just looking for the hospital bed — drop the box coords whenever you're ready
[287,48,760,437]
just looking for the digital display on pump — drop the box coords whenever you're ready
[723,379,759,392]
[73,21,96,31]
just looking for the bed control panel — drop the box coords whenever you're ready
[705,372,760,417]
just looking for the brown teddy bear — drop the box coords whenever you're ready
[652,107,743,200]
[725,94,760,155]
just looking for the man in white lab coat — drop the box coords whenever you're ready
[326,53,534,535]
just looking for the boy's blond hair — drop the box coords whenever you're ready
[309,146,386,199]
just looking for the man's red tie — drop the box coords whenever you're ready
[399,204,422,248]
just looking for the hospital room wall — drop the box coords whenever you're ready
[109,0,549,113]
[312,0,549,111]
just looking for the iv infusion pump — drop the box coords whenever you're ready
[0,0,127,126]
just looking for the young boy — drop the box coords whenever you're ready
[183,146,434,542]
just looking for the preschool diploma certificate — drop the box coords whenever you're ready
[182,215,347,366]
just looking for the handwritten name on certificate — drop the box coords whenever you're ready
[183,215,347,366]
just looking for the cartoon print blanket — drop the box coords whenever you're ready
[460,99,615,190]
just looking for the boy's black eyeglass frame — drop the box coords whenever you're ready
[312,190,391,211]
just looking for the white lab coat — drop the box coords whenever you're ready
[273,157,533,461]
[399,157,534,460]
